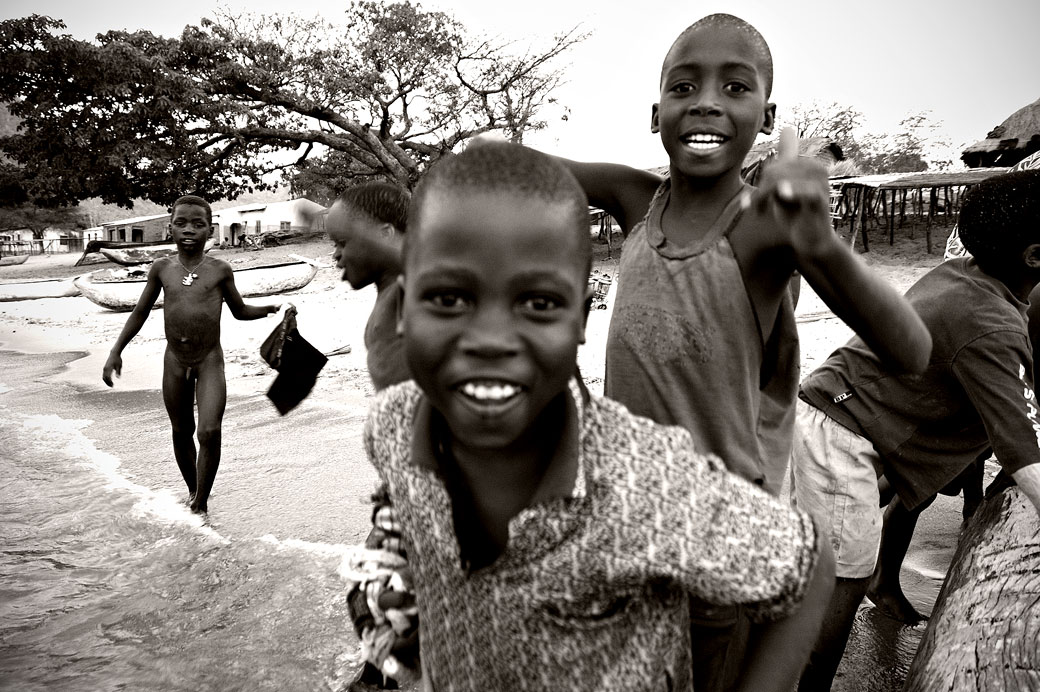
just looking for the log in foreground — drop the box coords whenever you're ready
[904,486,1040,691]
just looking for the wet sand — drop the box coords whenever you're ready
[1,231,960,690]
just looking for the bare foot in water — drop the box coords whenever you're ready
[866,578,927,624]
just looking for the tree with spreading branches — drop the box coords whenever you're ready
[0,2,585,208]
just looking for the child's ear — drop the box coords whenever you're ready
[760,102,777,136]
[650,103,661,134]
[579,284,594,344]
[1023,243,1040,270]
[379,222,398,240]
[395,274,406,337]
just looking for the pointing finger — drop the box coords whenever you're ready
[778,126,798,163]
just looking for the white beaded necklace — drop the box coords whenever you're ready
[176,256,207,286]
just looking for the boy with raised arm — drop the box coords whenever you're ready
[538,13,930,690]
[363,141,834,692]
[102,195,280,514]
[792,170,1040,691]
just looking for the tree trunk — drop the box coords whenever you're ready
[904,486,1040,691]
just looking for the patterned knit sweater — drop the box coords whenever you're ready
[363,380,820,692]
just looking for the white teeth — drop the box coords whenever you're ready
[461,382,520,401]
[683,134,725,150]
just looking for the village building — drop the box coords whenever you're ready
[211,198,325,247]
[0,226,97,256]
[99,213,171,244]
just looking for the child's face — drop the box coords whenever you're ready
[652,26,775,182]
[169,204,211,250]
[400,189,590,453]
[327,201,401,289]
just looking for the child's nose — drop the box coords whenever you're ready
[689,90,722,116]
[460,307,520,358]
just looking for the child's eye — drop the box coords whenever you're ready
[670,82,695,94]
[724,82,751,94]
[519,295,562,314]
[426,291,471,312]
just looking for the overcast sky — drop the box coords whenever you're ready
[4,0,1038,169]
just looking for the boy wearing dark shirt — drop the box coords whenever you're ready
[792,170,1040,690]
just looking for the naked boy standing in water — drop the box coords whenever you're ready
[103,195,280,514]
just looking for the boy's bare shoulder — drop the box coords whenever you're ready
[206,257,234,276]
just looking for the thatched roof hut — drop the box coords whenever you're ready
[961,97,1040,168]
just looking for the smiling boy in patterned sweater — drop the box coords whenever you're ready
[361,141,835,691]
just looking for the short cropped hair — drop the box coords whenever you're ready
[407,142,591,272]
[172,195,212,225]
[662,14,773,98]
[338,181,410,233]
[959,170,1040,271]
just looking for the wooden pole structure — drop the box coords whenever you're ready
[859,188,870,253]
[927,187,937,254]
[848,187,859,249]
[888,190,896,245]
[904,486,1040,691]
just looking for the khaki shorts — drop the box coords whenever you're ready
[790,400,883,579]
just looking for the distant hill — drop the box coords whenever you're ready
[78,187,297,226]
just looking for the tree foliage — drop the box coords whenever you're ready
[0,204,89,237]
[782,101,865,161]
[779,102,953,175]
[0,3,585,208]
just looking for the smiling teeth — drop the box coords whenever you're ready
[683,134,725,150]
[461,382,520,401]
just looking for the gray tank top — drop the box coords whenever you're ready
[605,180,798,493]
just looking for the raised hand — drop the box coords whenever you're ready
[749,127,832,256]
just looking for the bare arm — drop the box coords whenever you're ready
[735,536,835,692]
[1011,463,1040,518]
[755,129,931,373]
[102,263,164,386]
[466,135,662,236]
[549,157,663,235]
[220,263,280,320]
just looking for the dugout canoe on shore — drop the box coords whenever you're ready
[73,258,319,311]
[0,255,30,267]
[99,239,214,266]
[0,276,81,302]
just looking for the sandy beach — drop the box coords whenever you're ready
[0,227,978,690]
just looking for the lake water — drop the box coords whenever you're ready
[0,349,369,692]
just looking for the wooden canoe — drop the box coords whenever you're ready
[99,239,214,266]
[73,259,319,311]
[0,277,81,301]
[0,254,30,267]
[74,239,177,267]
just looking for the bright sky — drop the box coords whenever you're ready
[4,0,1039,169]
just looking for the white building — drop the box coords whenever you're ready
[211,198,325,247]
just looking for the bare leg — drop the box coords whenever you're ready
[189,350,226,514]
[162,348,198,499]
[866,496,933,623]
[959,453,986,522]
[798,577,869,692]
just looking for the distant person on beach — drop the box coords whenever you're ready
[790,170,1040,691]
[326,181,411,391]
[362,141,835,691]
[102,195,281,514]
[507,13,930,691]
